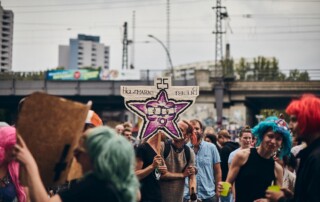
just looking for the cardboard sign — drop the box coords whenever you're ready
[16,92,89,187]
[121,77,199,140]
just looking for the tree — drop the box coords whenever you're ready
[287,69,310,81]
[236,56,286,81]
[235,58,250,80]
[221,58,234,78]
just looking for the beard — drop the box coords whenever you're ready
[196,132,203,142]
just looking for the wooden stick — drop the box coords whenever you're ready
[156,131,162,155]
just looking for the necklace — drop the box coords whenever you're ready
[0,175,10,187]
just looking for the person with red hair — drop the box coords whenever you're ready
[0,126,27,202]
[265,94,320,202]
[183,119,221,202]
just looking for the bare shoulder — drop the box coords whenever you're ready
[235,148,250,159]
[233,148,250,165]
[50,195,62,202]
[274,161,283,173]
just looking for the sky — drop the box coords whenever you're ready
[1,0,320,79]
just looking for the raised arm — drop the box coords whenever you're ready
[13,135,60,202]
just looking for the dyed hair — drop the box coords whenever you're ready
[182,120,194,135]
[286,94,320,136]
[0,126,26,202]
[252,116,292,158]
[85,126,139,202]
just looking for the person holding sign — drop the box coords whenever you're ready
[121,77,200,202]
[12,126,139,202]
[159,120,197,202]
[218,116,292,202]
[135,132,167,202]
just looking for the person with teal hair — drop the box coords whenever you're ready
[12,126,140,202]
[252,116,292,159]
[218,116,292,202]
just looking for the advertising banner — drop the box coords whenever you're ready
[46,69,140,81]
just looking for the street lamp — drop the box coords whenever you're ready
[147,34,174,79]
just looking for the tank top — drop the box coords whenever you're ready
[0,175,17,202]
[235,148,275,202]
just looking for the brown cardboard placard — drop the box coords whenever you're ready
[16,92,89,187]
[67,158,83,181]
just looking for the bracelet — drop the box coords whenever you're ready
[194,167,198,175]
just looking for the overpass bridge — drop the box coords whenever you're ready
[1,70,320,127]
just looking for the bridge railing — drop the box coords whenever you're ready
[0,69,197,96]
[0,69,194,81]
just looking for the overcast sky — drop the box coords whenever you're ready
[1,0,320,78]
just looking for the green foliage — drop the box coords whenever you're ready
[235,58,250,80]
[252,56,283,81]
[55,66,65,70]
[234,56,309,81]
[258,109,287,121]
[221,58,234,78]
[79,66,101,70]
[286,69,310,81]
[0,71,45,80]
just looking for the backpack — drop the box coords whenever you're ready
[163,139,191,171]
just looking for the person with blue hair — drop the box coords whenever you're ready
[11,126,140,202]
[218,116,292,202]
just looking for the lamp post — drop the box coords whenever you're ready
[148,34,174,79]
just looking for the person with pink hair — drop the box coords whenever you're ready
[0,126,27,202]
[264,94,320,202]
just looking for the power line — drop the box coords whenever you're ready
[233,30,320,34]
[3,0,208,13]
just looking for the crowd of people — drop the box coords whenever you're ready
[0,94,319,202]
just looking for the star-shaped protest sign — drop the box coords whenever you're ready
[121,77,199,140]
[127,89,192,139]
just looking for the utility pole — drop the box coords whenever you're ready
[212,0,228,128]
[166,0,171,73]
[122,22,129,70]
[130,11,135,70]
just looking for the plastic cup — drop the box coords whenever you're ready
[267,185,281,192]
[221,182,231,197]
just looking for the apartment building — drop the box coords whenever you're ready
[0,3,13,72]
[59,34,110,69]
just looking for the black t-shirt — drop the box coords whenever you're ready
[59,173,120,202]
[135,143,161,202]
[220,141,239,181]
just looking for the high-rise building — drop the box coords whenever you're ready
[59,34,110,70]
[0,3,14,72]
